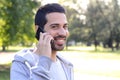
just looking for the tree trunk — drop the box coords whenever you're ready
[115,42,119,50]
[94,35,98,51]
[2,45,6,51]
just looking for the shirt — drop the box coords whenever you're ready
[50,59,67,80]
[10,49,74,80]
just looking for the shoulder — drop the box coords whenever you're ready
[13,48,38,66]
[57,53,73,67]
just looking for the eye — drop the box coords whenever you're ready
[51,25,59,29]
[63,25,68,29]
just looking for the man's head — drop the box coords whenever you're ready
[35,3,65,32]
[35,3,69,51]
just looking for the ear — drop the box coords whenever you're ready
[35,25,39,32]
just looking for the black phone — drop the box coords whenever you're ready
[35,26,54,46]
[35,26,44,40]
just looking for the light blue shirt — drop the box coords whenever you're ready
[10,49,74,80]
[50,59,67,80]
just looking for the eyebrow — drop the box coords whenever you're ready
[50,24,59,26]
[50,23,68,26]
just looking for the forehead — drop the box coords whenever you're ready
[46,12,67,24]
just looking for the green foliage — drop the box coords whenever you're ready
[64,5,85,42]
[0,0,39,50]
[61,0,120,50]
[85,0,106,41]
[85,0,120,50]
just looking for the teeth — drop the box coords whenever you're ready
[57,40,64,42]
[56,40,65,44]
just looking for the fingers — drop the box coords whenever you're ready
[39,32,53,45]
[34,32,53,58]
[44,34,53,46]
[39,32,43,42]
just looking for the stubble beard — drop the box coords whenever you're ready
[51,40,65,51]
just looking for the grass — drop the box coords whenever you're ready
[0,45,120,80]
[0,46,31,52]
[63,46,120,80]
[0,65,10,80]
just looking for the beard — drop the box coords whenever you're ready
[51,35,66,51]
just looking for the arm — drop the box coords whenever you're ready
[10,61,30,80]
[10,56,52,80]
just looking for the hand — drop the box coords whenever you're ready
[34,32,53,58]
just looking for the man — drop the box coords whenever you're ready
[10,3,74,80]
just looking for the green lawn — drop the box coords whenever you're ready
[62,46,120,80]
[0,65,10,80]
[0,46,120,80]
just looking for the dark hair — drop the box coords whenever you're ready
[35,3,66,29]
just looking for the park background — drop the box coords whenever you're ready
[0,0,120,80]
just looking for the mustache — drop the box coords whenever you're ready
[53,35,66,40]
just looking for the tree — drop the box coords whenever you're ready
[85,0,120,51]
[60,0,88,43]
[96,0,120,51]
[64,6,82,42]
[85,0,107,50]
[0,0,39,51]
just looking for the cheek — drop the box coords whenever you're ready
[66,30,70,37]
[47,30,55,36]
[46,29,70,37]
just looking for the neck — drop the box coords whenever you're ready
[51,51,57,62]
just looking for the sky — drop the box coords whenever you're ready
[41,0,58,5]
[40,0,116,6]
[41,0,89,6]
[41,0,89,11]
[40,0,120,12]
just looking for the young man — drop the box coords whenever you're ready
[10,3,74,80]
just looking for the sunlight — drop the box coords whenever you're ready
[77,0,89,10]
[41,0,58,5]
[0,53,15,64]
[40,0,89,11]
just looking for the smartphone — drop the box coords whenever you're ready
[35,26,54,45]
[35,26,44,40]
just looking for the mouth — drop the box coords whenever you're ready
[56,39,65,45]
[53,36,66,45]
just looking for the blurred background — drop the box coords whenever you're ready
[0,0,120,80]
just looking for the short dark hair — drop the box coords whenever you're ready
[35,3,66,29]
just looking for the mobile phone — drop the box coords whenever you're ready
[35,26,54,45]
[35,26,44,40]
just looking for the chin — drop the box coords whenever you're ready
[51,44,65,51]
[56,47,64,51]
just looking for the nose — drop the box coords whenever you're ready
[58,28,67,36]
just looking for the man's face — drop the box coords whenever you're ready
[44,12,69,51]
